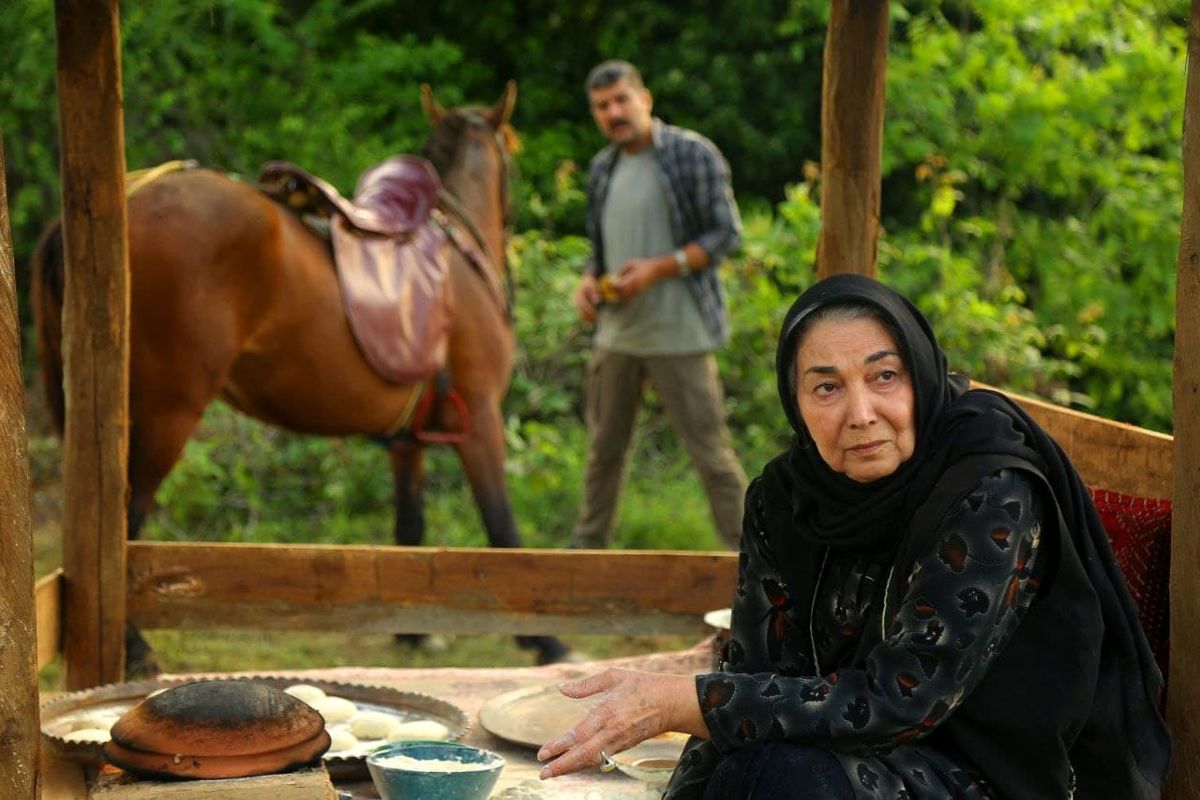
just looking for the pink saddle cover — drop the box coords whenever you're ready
[260,156,450,384]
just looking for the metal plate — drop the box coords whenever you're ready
[41,675,469,779]
[703,607,732,631]
[477,683,600,750]
[610,732,689,788]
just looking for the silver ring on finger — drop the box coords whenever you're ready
[600,750,618,773]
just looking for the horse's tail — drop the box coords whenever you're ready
[30,218,66,435]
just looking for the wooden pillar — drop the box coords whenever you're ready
[54,0,129,688]
[0,134,42,799]
[816,0,890,279]
[1169,1,1200,793]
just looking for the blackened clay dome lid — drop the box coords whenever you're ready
[104,679,330,778]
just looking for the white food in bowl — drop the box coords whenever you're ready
[373,753,494,772]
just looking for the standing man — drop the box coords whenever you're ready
[571,60,747,550]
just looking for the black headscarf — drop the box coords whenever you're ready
[759,274,1169,799]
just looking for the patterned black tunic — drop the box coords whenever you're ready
[665,468,1044,800]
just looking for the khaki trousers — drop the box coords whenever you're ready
[570,348,748,549]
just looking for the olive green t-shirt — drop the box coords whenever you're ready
[595,149,715,356]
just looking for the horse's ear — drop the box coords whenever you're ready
[485,80,518,129]
[421,83,447,126]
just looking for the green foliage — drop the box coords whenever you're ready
[5,1,1190,554]
[719,184,821,457]
[0,0,829,267]
[0,1,60,333]
[884,0,1185,429]
[507,228,593,423]
[150,406,394,544]
[4,0,1184,431]
[118,2,468,189]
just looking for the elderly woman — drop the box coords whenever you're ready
[537,275,1170,799]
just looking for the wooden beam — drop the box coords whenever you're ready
[36,570,64,671]
[0,130,41,800]
[127,544,738,637]
[1168,0,1200,793]
[89,764,337,799]
[975,382,1174,499]
[817,0,890,278]
[54,0,130,688]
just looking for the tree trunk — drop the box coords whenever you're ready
[1168,1,1200,794]
[0,131,42,800]
[817,0,890,279]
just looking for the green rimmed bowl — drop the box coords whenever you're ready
[366,741,505,800]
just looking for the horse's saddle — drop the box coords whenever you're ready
[258,156,451,385]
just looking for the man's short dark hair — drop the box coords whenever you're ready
[585,60,645,93]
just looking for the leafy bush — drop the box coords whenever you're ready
[7,0,1187,550]
[7,0,1183,431]
[883,0,1184,430]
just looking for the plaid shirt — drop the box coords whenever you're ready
[586,118,742,345]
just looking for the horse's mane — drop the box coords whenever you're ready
[421,108,520,178]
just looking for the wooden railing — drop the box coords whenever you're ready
[977,383,1173,500]
[124,545,737,637]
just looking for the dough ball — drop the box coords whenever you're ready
[387,719,450,742]
[327,728,359,753]
[348,710,398,740]
[69,712,118,732]
[63,728,110,744]
[313,695,357,723]
[284,684,328,706]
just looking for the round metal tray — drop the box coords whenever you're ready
[41,675,469,779]
[477,683,600,750]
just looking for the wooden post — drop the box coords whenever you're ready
[54,0,129,688]
[817,0,890,279]
[1168,1,1200,793]
[0,134,42,799]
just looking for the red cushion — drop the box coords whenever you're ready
[1088,488,1172,684]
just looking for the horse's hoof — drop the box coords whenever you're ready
[541,649,592,666]
[393,633,450,653]
[125,625,162,681]
[124,651,162,681]
[421,634,450,653]
[534,644,583,666]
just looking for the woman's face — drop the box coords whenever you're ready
[794,315,916,482]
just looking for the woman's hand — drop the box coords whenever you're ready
[536,668,707,780]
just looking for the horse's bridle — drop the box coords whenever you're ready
[435,110,517,321]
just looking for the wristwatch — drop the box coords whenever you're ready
[674,248,689,276]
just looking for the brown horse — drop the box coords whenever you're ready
[33,83,569,667]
